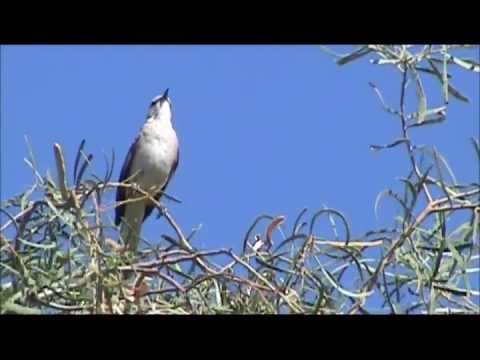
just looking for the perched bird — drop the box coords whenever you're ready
[115,89,179,251]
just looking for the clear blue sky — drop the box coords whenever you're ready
[1,45,478,256]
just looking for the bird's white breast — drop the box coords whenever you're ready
[130,118,178,193]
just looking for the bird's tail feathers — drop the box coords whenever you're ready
[120,202,145,252]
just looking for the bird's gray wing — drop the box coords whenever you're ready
[143,146,179,222]
[115,135,140,226]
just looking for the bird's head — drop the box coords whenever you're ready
[148,88,172,122]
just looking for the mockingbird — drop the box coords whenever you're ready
[115,89,179,251]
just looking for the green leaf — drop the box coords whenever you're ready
[412,68,427,123]
[212,280,222,307]
[46,170,57,190]
[434,150,457,186]
[448,222,472,240]
[370,138,409,152]
[18,237,57,250]
[1,302,42,315]
[374,190,391,220]
[24,135,38,173]
[309,208,351,243]
[446,82,469,103]
[20,183,37,212]
[327,211,339,240]
[432,148,454,205]
[415,66,451,79]
[336,46,372,66]
[470,138,480,161]
[430,213,446,282]
[442,50,449,104]
[374,189,412,222]
[320,266,373,299]
[74,139,86,184]
[23,158,44,185]
[449,55,480,72]
[427,59,470,103]
[173,262,182,273]
[0,262,22,278]
[428,286,436,314]
[445,241,465,269]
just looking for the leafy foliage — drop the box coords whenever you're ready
[1,45,479,314]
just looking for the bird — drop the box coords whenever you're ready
[115,88,179,252]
